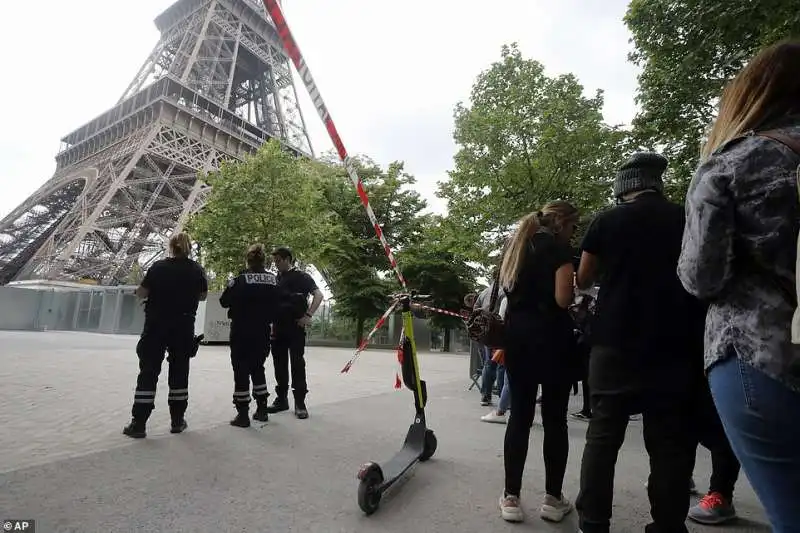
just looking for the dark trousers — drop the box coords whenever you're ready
[503,337,572,497]
[577,346,699,533]
[271,324,307,401]
[230,328,270,408]
[695,379,740,500]
[580,380,591,414]
[132,318,194,421]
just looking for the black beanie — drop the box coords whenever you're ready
[613,152,668,199]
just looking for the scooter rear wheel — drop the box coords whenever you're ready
[419,429,437,462]
[357,469,383,515]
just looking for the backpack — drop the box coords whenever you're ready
[754,130,800,345]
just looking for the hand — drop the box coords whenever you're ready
[297,315,312,328]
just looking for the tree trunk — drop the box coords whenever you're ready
[443,328,452,352]
[355,316,365,348]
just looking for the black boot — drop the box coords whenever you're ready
[253,396,269,422]
[230,405,250,428]
[170,407,188,434]
[294,395,309,420]
[123,417,147,439]
[266,396,290,414]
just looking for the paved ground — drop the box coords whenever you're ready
[0,331,771,533]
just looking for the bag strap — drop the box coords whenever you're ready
[752,130,800,306]
[757,130,800,155]
[487,242,510,314]
[488,268,500,313]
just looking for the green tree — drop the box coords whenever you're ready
[439,43,628,263]
[400,215,477,351]
[625,0,800,201]
[314,154,428,344]
[186,139,327,282]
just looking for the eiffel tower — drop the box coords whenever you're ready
[0,0,313,285]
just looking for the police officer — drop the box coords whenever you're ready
[267,246,323,419]
[124,232,208,438]
[220,243,283,428]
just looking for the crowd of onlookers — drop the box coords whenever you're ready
[464,40,800,533]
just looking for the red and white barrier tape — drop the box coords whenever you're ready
[261,1,469,378]
[415,303,468,320]
[340,300,400,373]
[262,0,407,289]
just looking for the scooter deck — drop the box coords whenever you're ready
[379,422,426,484]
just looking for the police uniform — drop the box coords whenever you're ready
[220,268,283,427]
[267,267,318,417]
[124,257,208,438]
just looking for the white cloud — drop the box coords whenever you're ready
[0,0,639,222]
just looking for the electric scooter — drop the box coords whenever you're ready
[356,292,438,515]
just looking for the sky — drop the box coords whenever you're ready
[0,0,640,223]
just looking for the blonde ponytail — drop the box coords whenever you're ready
[498,201,579,292]
[499,213,539,292]
[169,232,192,258]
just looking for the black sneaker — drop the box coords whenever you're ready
[481,394,492,406]
[266,398,290,414]
[170,418,188,434]
[123,418,147,439]
[295,403,309,419]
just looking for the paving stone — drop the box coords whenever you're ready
[0,331,770,533]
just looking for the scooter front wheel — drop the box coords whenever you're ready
[357,468,384,515]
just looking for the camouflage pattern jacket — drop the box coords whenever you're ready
[678,120,800,392]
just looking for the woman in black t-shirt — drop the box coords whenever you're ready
[497,201,579,524]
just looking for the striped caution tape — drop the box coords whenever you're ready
[340,300,400,373]
[262,0,407,290]
[261,1,469,379]
[414,303,468,320]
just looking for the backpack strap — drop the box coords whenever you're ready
[754,130,800,308]
[757,130,800,155]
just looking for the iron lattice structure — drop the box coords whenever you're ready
[0,0,313,285]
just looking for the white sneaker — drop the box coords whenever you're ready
[540,493,573,522]
[499,494,524,522]
[481,411,507,424]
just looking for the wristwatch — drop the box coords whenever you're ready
[304,312,312,318]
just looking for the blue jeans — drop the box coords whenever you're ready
[498,379,511,413]
[480,346,505,396]
[709,356,800,533]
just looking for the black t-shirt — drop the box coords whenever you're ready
[141,257,208,319]
[276,268,318,323]
[219,268,282,333]
[581,192,705,355]
[505,231,575,338]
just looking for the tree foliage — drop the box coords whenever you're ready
[314,155,428,343]
[438,43,628,263]
[399,215,477,350]
[186,140,327,286]
[625,0,800,201]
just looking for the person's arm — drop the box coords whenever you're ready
[678,153,735,300]
[553,241,576,309]
[498,295,508,319]
[198,267,208,301]
[577,215,603,290]
[219,277,236,308]
[555,263,575,309]
[297,274,322,327]
[136,262,158,300]
[577,252,599,290]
